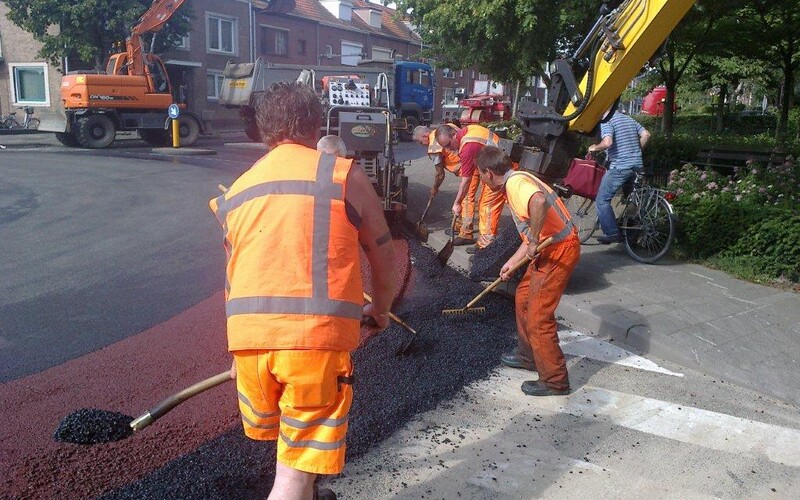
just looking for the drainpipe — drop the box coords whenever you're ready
[249,0,255,62]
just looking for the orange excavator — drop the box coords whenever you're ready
[49,0,202,148]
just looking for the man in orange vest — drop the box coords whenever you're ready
[210,82,397,499]
[475,146,580,396]
[435,124,506,251]
[412,124,462,199]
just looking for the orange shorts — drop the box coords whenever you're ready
[232,350,353,475]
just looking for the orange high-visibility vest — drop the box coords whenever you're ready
[458,124,500,153]
[427,124,461,174]
[504,170,576,245]
[209,143,363,352]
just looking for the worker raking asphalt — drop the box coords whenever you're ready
[99,238,519,499]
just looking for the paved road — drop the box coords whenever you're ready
[2,134,799,499]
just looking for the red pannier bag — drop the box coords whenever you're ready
[562,154,606,200]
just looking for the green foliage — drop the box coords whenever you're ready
[717,212,800,282]
[4,0,192,68]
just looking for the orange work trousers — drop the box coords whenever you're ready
[457,171,482,240]
[476,187,506,248]
[514,235,581,390]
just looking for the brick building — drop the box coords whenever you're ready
[1,0,488,132]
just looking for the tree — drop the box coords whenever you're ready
[391,0,599,83]
[5,0,192,71]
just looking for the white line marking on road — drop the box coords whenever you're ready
[558,329,684,377]
[535,386,800,468]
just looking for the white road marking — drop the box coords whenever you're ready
[535,386,800,468]
[558,329,685,377]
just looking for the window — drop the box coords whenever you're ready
[442,67,454,79]
[372,46,393,61]
[259,25,288,56]
[298,39,307,56]
[341,41,363,66]
[207,14,236,54]
[459,70,464,78]
[176,35,190,50]
[10,63,49,105]
[405,69,431,87]
[206,71,224,101]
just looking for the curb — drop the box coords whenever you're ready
[150,147,217,156]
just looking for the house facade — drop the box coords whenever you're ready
[1,0,489,132]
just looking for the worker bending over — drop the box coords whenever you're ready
[436,124,506,253]
[209,82,397,500]
[475,146,580,396]
[412,124,462,199]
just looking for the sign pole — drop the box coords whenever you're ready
[168,104,181,148]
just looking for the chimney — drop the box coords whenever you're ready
[321,0,353,21]
[354,8,382,29]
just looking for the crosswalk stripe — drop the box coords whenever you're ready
[533,386,800,468]
[559,329,685,377]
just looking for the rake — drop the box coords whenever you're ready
[442,237,554,317]
[362,292,419,354]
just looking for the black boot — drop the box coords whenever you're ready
[314,487,337,500]
[521,380,570,396]
[500,352,537,371]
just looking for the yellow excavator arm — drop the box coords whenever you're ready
[517,0,695,182]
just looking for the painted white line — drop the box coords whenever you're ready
[558,329,684,377]
[535,386,800,468]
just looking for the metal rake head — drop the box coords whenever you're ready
[441,306,487,317]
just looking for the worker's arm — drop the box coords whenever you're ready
[587,135,613,153]
[431,164,445,197]
[451,175,471,216]
[500,192,547,281]
[452,143,478,214]
[639,128,651,148]
[347,165,397,330]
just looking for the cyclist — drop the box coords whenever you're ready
[587,106,650,244]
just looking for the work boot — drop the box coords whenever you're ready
[452,236,474,246]
[596,233,622,244]
[314,487,337,500]
[465,245,481,255]
[521,380,570,396]
[500,352,536,371]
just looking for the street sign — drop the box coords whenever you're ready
[168,104,180,119]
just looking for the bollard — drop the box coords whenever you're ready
[172,118,180,148]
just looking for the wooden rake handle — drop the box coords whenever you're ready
[464,236,555,310]
[362,293,417,334]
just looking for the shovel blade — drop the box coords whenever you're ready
[415,221,430,242]
[436,241,454,265]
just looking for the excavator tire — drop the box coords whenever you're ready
[138,129,168,146]
[169,115,201,146]
[76,114,116,149]
[55,132,80,147]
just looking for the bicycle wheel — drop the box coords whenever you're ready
[565,194,598,243]
[26,118,40,130]
[621,193,676,263]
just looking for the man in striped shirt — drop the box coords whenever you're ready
[588,108,650,244]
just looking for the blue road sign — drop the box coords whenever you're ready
[168,104,180,119]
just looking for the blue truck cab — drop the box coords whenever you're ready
[394,61,435,138]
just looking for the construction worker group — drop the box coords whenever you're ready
[211,82,579,499]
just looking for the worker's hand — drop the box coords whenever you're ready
[362,303,390,330]
[500,257,518,281]
[587,145,598,153]
[430,186,439,197]
[452,203,462,217]
[229,359,237,380]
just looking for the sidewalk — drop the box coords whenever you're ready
[405,154,800,408]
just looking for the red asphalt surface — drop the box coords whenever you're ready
[0,239,410,499]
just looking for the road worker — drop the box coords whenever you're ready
[435,124,506,253]
[209,81,397,500]
[317,134,347,157]
[475,146,580,396]
[412,124,461,199]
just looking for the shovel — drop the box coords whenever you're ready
[436,213,458,266]
[414,194,435,242]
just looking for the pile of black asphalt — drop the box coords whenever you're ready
[54,409,134,445]
[102,239,519,499]
[468,223,521,282]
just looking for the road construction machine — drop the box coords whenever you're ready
[45,0,202,149]
[220,58,427,218]
[513,0,694,184]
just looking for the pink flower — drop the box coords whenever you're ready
[706,182,718,190]
[700,172,708,181]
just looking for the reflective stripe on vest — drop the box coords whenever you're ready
[506,170,576,244]
[459,124,500,153]
[209,145,362,351]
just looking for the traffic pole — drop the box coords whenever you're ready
[172,118,180,148]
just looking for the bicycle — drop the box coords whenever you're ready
[0,107,41,130]
[562,170,677,264]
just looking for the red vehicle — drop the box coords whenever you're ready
[458,94,512,125]
[641,86,676,116]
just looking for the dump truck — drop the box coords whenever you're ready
[41,0,203,148]
[219,58,435,142]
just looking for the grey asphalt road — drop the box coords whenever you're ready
[0,138,427,382]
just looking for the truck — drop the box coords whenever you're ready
[42,0,203,149]
[219,58,435,142]
[441,81,511,127]
[220,58,434,219]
